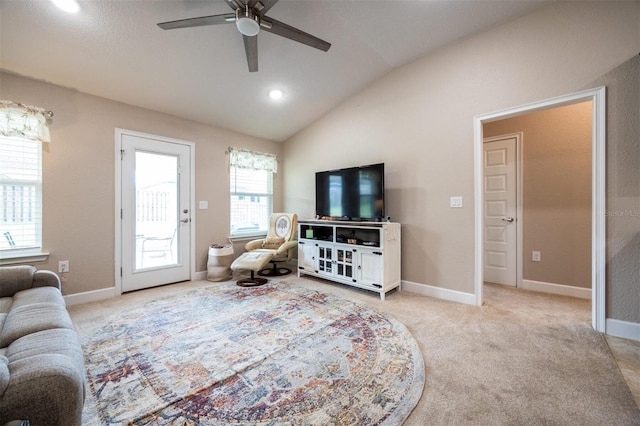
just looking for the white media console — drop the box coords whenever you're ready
[297,220,401,300]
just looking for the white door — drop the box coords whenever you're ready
[120,131,192,292]
[483,136,517,286]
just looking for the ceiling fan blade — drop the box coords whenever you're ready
[249,0,279,16]
[223,0,243,11]
[261,17,331,52]
[243,35,259,72]
[157,13,235,30]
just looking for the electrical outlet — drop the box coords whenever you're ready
[450,196,463,208]
[532,251,541,262]
[58,260,70,273]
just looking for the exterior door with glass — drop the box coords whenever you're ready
[119,130,192,292]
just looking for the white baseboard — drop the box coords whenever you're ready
[59,277,639,343]
[521,279,591,299]
[606,318,640,342]
[401,280,476,305]
[64,287,118,306]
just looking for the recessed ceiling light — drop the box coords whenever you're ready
[268,89,284,101]
[51,0,80,13]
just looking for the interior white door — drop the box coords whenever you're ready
[483,137,517,286]
[120,132,191,292]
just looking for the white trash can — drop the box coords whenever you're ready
[207,244,234,282]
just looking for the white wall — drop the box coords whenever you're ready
[0,71,282,296]
[283,1,640,307]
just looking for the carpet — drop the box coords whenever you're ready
[82,282,425,425]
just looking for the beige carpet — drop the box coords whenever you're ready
[69,277,640,425]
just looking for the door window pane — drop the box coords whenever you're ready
[135,151,178,270]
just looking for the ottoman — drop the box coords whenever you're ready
[230,252,275,287]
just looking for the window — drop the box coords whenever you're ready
[229,148,277,237]
[0,101,50,261]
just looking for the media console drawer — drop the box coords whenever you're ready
[297,220,401,300]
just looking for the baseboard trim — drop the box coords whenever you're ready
[606,318,640,342]
[521,279,591,299]
[63,287,118,306]
[401,280,476,305]
[193,270,207,281]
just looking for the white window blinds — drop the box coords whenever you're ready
[229,148,276,237]
[0,137,42,251]
[0,101,49,256]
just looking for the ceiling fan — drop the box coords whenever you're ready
[157,0,331,72]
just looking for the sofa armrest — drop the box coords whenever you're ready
[0,266,37,298]
[32,270,61,290]
[0,354,85,426]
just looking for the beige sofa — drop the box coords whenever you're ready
[0,266,85,426]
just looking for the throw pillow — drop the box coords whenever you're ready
[262,237,285,249]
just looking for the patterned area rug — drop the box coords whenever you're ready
[82,282,425,425]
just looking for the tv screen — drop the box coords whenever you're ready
[315,163,385,221]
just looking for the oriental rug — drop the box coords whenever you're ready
[82,282,425,425]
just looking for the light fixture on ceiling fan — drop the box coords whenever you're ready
[157,0,331,72]
[235,5,260,36]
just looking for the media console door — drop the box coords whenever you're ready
[298,241,315,271]
[357,249,383,287]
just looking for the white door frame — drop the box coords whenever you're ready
[483,133,523,288]
[474,87,606,333]
[114,128,196,295]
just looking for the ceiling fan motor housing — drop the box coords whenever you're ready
[236,6,260,36]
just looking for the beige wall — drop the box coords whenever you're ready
[0,71,282,295]
[589,56,640,323]
[483,102,592,288]
[282,0,640,323]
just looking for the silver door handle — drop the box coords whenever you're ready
[180,218,190,223]
[501,217,515,223]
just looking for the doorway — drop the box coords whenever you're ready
[115,129,195,293]
[474,87,606,332]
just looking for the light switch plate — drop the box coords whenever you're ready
[199,201,208,209]
[450,196,463,208]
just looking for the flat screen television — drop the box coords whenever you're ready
[315,163,385,221]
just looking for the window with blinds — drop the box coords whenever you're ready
[230,167,273,237]
[0,136,42,252]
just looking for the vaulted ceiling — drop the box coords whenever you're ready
[0,0,551,141]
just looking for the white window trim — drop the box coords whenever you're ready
[0,250,50,265]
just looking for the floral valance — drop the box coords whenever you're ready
[0,100,52,143]
[228,147,278,173]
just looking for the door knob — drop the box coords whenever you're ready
[180,218,190,223]
[501,217,515,223]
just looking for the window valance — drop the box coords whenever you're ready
[228,147,278,173]
[0,100,52,143]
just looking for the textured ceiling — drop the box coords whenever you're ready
[0,0,551,141]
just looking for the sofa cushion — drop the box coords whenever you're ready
[12,286,65,309]
[0,297,12,314]
[0,354,9,394]
[0,303,73,348]
[5,328,85,377]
